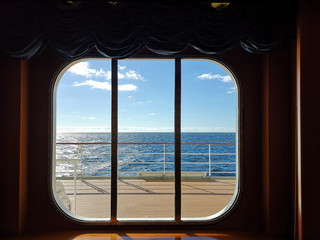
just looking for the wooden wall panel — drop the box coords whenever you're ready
[263,45,295,238]
[0,55,21,236]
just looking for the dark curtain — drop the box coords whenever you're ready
[0,0,297,59]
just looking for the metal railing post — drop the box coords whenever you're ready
[56,142,236,182]
[74,159,77,214]
[77,144,83,179]
[163,144,166,175]
[209,144,211,177]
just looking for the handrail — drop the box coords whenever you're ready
[55,142,236,177]
[57,142,235,145]
[55,142,236,213]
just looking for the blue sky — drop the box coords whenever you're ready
[56,59,237,132]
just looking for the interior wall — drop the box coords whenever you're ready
[262,44,295,237]
[0,55,21,236]
[0,44,296,237]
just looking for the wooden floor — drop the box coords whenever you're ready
[59,178,236,219]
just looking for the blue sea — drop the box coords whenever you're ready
[55,132,236,178]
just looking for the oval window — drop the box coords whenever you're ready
[51,58,239,223]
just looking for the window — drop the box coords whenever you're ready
[52,57,239,223]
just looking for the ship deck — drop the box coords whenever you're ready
[59,178,236,219]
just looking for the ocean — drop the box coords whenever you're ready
[55,132,236,178]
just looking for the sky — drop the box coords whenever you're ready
[56,59,237,133]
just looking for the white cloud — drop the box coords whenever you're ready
[149,113,156,116]
[128,95,132,98]
[105,70,143,81]
[197,73,232,83]
[125,70,144,80]
[104,70,125,80]
[106,70,111,80]
[104,71,126,81]
[94,68,107,77]
[226,86,236,94]
[69,62,144,83]
[136,100,152,104]
[118,84,137,91]
[221,76,232,82]
[118,72,125,79]
[74,80,111,90]
[74,80,137,91]
[81,116,96,120]
[68,61,107,78]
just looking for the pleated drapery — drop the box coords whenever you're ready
[0,0,297,59]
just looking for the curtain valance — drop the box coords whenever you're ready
[0,1,297,59]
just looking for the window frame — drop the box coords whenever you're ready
[50,54,242,225]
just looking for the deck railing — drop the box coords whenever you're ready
[55,142,236,214]
[55,142,236,179]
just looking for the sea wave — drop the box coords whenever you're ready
[55,132,236,177]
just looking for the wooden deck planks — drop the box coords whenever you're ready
[59,179,236,219]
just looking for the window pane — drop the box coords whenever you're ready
[181,60,238,219]
[54,59,111,220]
[117,60,175,220]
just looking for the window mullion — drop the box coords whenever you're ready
[111,59,118,223]
[175,58,182,222]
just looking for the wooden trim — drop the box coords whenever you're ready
[19,60,28,234]
[295,19,302,240]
